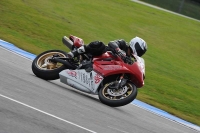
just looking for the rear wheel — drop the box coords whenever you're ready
[98,81,137,107]
[32,50,69,80]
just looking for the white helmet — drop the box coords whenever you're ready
[129,37,147,57]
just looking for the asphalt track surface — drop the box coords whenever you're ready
[0,47,199,133]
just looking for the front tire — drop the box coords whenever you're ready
[98,81,137,107]
[32,50,68,80]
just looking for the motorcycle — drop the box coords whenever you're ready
[32,35,145,107]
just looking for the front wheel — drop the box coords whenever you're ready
[98,81,137,107]
[32,50,69,80]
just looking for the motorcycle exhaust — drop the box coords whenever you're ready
[62,36,73,50]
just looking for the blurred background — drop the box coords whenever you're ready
[140,0,200,20]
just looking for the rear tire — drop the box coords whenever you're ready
[98,81,137,107]
[32,50,69,80]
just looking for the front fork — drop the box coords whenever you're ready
[108,74,128,90]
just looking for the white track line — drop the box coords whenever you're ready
[0,93,97,133]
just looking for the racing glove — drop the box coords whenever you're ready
[115,48,133,64]
[115,48,126,60]
[124,56,133,64]
[115,48,126,58]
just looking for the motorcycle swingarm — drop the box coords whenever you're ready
[50,57,77,69]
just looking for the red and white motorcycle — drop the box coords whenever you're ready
[32,35,145,107]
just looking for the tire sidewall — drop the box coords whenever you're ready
[98,82,138,107]
[32,50,68,80]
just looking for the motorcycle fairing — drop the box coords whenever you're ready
[93,61,131,76]
[93,52,145,88]
[59,69,104,94]
[125,56,145,88]
[134,55,145,76]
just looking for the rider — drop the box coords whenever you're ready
[107,36,147,58]
[68,36,147,60]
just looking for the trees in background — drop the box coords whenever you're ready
[189,0,200,4]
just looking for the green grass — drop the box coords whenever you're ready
[0,0,200,125]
